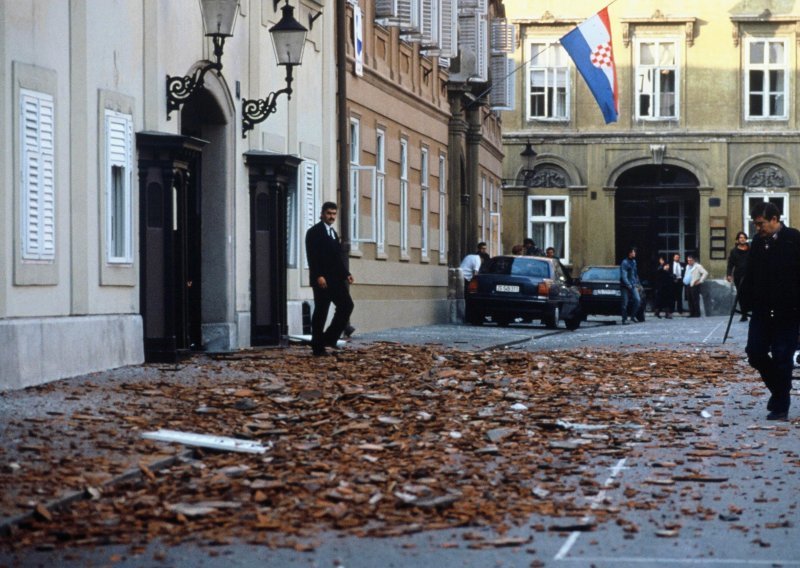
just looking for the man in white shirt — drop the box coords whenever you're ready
[460,242,486,288]
[682,255,708,317]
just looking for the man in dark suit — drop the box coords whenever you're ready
[305,202,354,357]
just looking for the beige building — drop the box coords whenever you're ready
[501,0,800,301]
[339,0,508,330]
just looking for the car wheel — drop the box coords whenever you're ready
[543,306,559,329]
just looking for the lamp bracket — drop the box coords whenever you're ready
[166,35,227,119]
[241,66,295,137]
[309,10,322,30]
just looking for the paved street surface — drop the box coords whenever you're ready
[2,315,799,568]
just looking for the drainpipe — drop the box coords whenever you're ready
[336,0,350,252]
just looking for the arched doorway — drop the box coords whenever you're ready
[615,164,699,282]
[179,85,236,352]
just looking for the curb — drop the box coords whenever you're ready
[0,450,191,537]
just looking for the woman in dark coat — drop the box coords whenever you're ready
[654,255,673,318]
[726,231,750,322]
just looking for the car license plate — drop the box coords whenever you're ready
[594,289,620,296]
[496,284,520,293]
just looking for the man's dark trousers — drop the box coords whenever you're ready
[311,280,354,353]
[746,312,798,413]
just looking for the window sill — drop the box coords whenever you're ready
[400,253,411,262]
[376,252,388,261]
[349,248,363,258]
[421,255,430,264]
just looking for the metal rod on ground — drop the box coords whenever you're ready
[722,285,741,344]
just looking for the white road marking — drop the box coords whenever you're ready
[556,556,800,566]
[553,457,629,561]
[702,321,724,343]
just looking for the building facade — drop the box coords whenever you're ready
[1,0,337,388]
[1,0,512,389]
[338,0,508,330]
[501,0,800,300]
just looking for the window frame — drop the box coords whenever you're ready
[527,195,570,264]
[376,129,386,256]
[526,39,570,122]
[634,37,680,120]
[349,117,361,248]
[744,37,789,121]
[438,154,447,263]
[420,146,429,259]
[744,191,789,237]
[400,138,409,258]
[104,109,134,264]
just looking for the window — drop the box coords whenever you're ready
[635,39,678,119]
[105,110,133,263]
[420,147,429,258]
[527,40,569,120]
[20,89,56,262]
[438,154,447,263]
[400,138,409,257]
[376,130,386,255]
[745,38,788,119]
[528,196,570,264]
[349,118,361,247]
[744,192,788,237]
[481,176,487,242]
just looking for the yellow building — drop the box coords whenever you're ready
[501,0,800,298]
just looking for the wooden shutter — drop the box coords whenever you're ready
[459,13,488,82]
[106,110,133,261]
[376,0,399,18]
[490,55,516,110]
[439,0,458,57]
[21,89,55,261]
[491,19,515,53]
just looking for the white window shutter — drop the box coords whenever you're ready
[439,0,458,58]
[491,19,515,53]
[490,55,515,110]
[21,90,55,261]
[376,0,399,18]
[459,0,487,15]
[303,161,318,233]
[459,13,488,82]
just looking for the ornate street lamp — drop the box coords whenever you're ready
[166,0,239,119]
[242,0,308,137]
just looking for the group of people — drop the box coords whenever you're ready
[509,238,556,259]
[619,248,709,323]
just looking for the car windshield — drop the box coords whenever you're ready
[483,257,551,278]
[581,267,620,281]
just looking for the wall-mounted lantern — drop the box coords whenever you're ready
[241,0,309,137]
[166,0,239,119]
[519,141,537,185]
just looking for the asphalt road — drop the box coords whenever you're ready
[4,315,799,568]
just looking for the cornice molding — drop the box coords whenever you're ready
[620,10,697,47]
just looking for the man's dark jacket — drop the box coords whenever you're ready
[740,224,800,318]
[305,222,350,287]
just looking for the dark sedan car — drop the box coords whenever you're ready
[577,265,645,322]
[465,256,582,329]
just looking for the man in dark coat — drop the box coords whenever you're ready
[739,202,800,420]
[305,202,354,357]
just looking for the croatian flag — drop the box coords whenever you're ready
[559,7,618,124]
